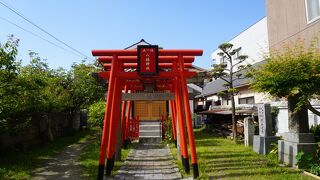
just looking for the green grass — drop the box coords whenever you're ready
[0,129,92,180]
[169,128,314,180]
[79,140,133,179]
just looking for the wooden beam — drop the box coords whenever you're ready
[122,93,174,100]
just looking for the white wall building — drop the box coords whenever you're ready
[211,17,269,68]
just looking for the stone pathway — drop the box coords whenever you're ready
[32,139,92,180]
[114,143,182,180]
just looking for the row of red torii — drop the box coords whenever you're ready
[92,45,203,179]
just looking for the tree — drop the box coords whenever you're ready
[210,43,249,141]
[68,62,105,110]
[249,40,320,133]
[0,35,106,136]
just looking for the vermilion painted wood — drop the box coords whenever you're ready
[159,49,203,56]
[92,49,203,57]
[93,48,202,178]
[125,101,132,141]
[120,86,128,145]
[98,71,197,80]
[98,55,117,165]
[92,49,136,56]
[179,55,198,164]
[98,56,195,63]
[122,81,172,86]
[107,77,123,159]
[103,63,193,69]
[173,76,188,160]
[169,100,177,142]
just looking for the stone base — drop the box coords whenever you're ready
[253,135,280,155]
[278,133,317,167]
[139,137,162,144]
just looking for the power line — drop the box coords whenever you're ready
[0,16,84,58]
[0,0,93,60]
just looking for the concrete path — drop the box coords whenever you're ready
[115,143,182,180]
[32,140,91,180]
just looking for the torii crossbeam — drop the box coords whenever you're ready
[92,45,202,179]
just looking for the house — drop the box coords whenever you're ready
[266,0,320,50]
[211,17,269,69]
[266,0,320,131]
[196,18,270,112]
[195,17,271,134]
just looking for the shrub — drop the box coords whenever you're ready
[295,151,314,170]
[88,101,105,129]
[163,116,173,144]
[310,164,320,176]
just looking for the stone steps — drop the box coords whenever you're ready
[139,120,162,143]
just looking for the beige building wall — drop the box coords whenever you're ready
[266,0,320,50]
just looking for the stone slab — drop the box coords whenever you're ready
[256,103,272,137]
[283,132,315,143]
[253,135,280,155]
[278,139,317,167]
[244,117,255,146]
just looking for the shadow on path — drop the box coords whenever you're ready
[32,139,93,180]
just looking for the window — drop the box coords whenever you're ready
[220,55,226,64]
[238,96,255,105]
[305,0,320,23]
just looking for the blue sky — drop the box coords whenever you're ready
[0,0,266,70]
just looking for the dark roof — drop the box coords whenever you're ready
[197,60,266,97]
[198,109,257,115]
[190,65,208,72]
[187,83,202,93]
[125,39,152,49]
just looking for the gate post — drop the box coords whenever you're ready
[98,55,118,180]
[174,76,190,173]
[121,86,128,147]
[178,55,199,178]
[169,100,177,147]
[124,100,132,149]
[106,76,123,175]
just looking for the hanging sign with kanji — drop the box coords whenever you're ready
[137,45,158,76]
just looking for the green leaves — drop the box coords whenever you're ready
[68,62,105,109]
[218,42,233,52]
[250,40,320,108]
[88,101,105,128]
[209,42,250,95]
[0,36,105,133]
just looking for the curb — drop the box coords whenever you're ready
[303,171,320,179]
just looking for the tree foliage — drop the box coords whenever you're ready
[68,62,105,109]
[249,40,320,111]
[0,35,105,133]
[88,101,105,129]
[209,43,250,140]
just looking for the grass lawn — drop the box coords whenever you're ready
[0,129,92,180]
[170,128,313,180]
[79,139,132,179]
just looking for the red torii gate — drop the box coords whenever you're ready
[92,46,202,179]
